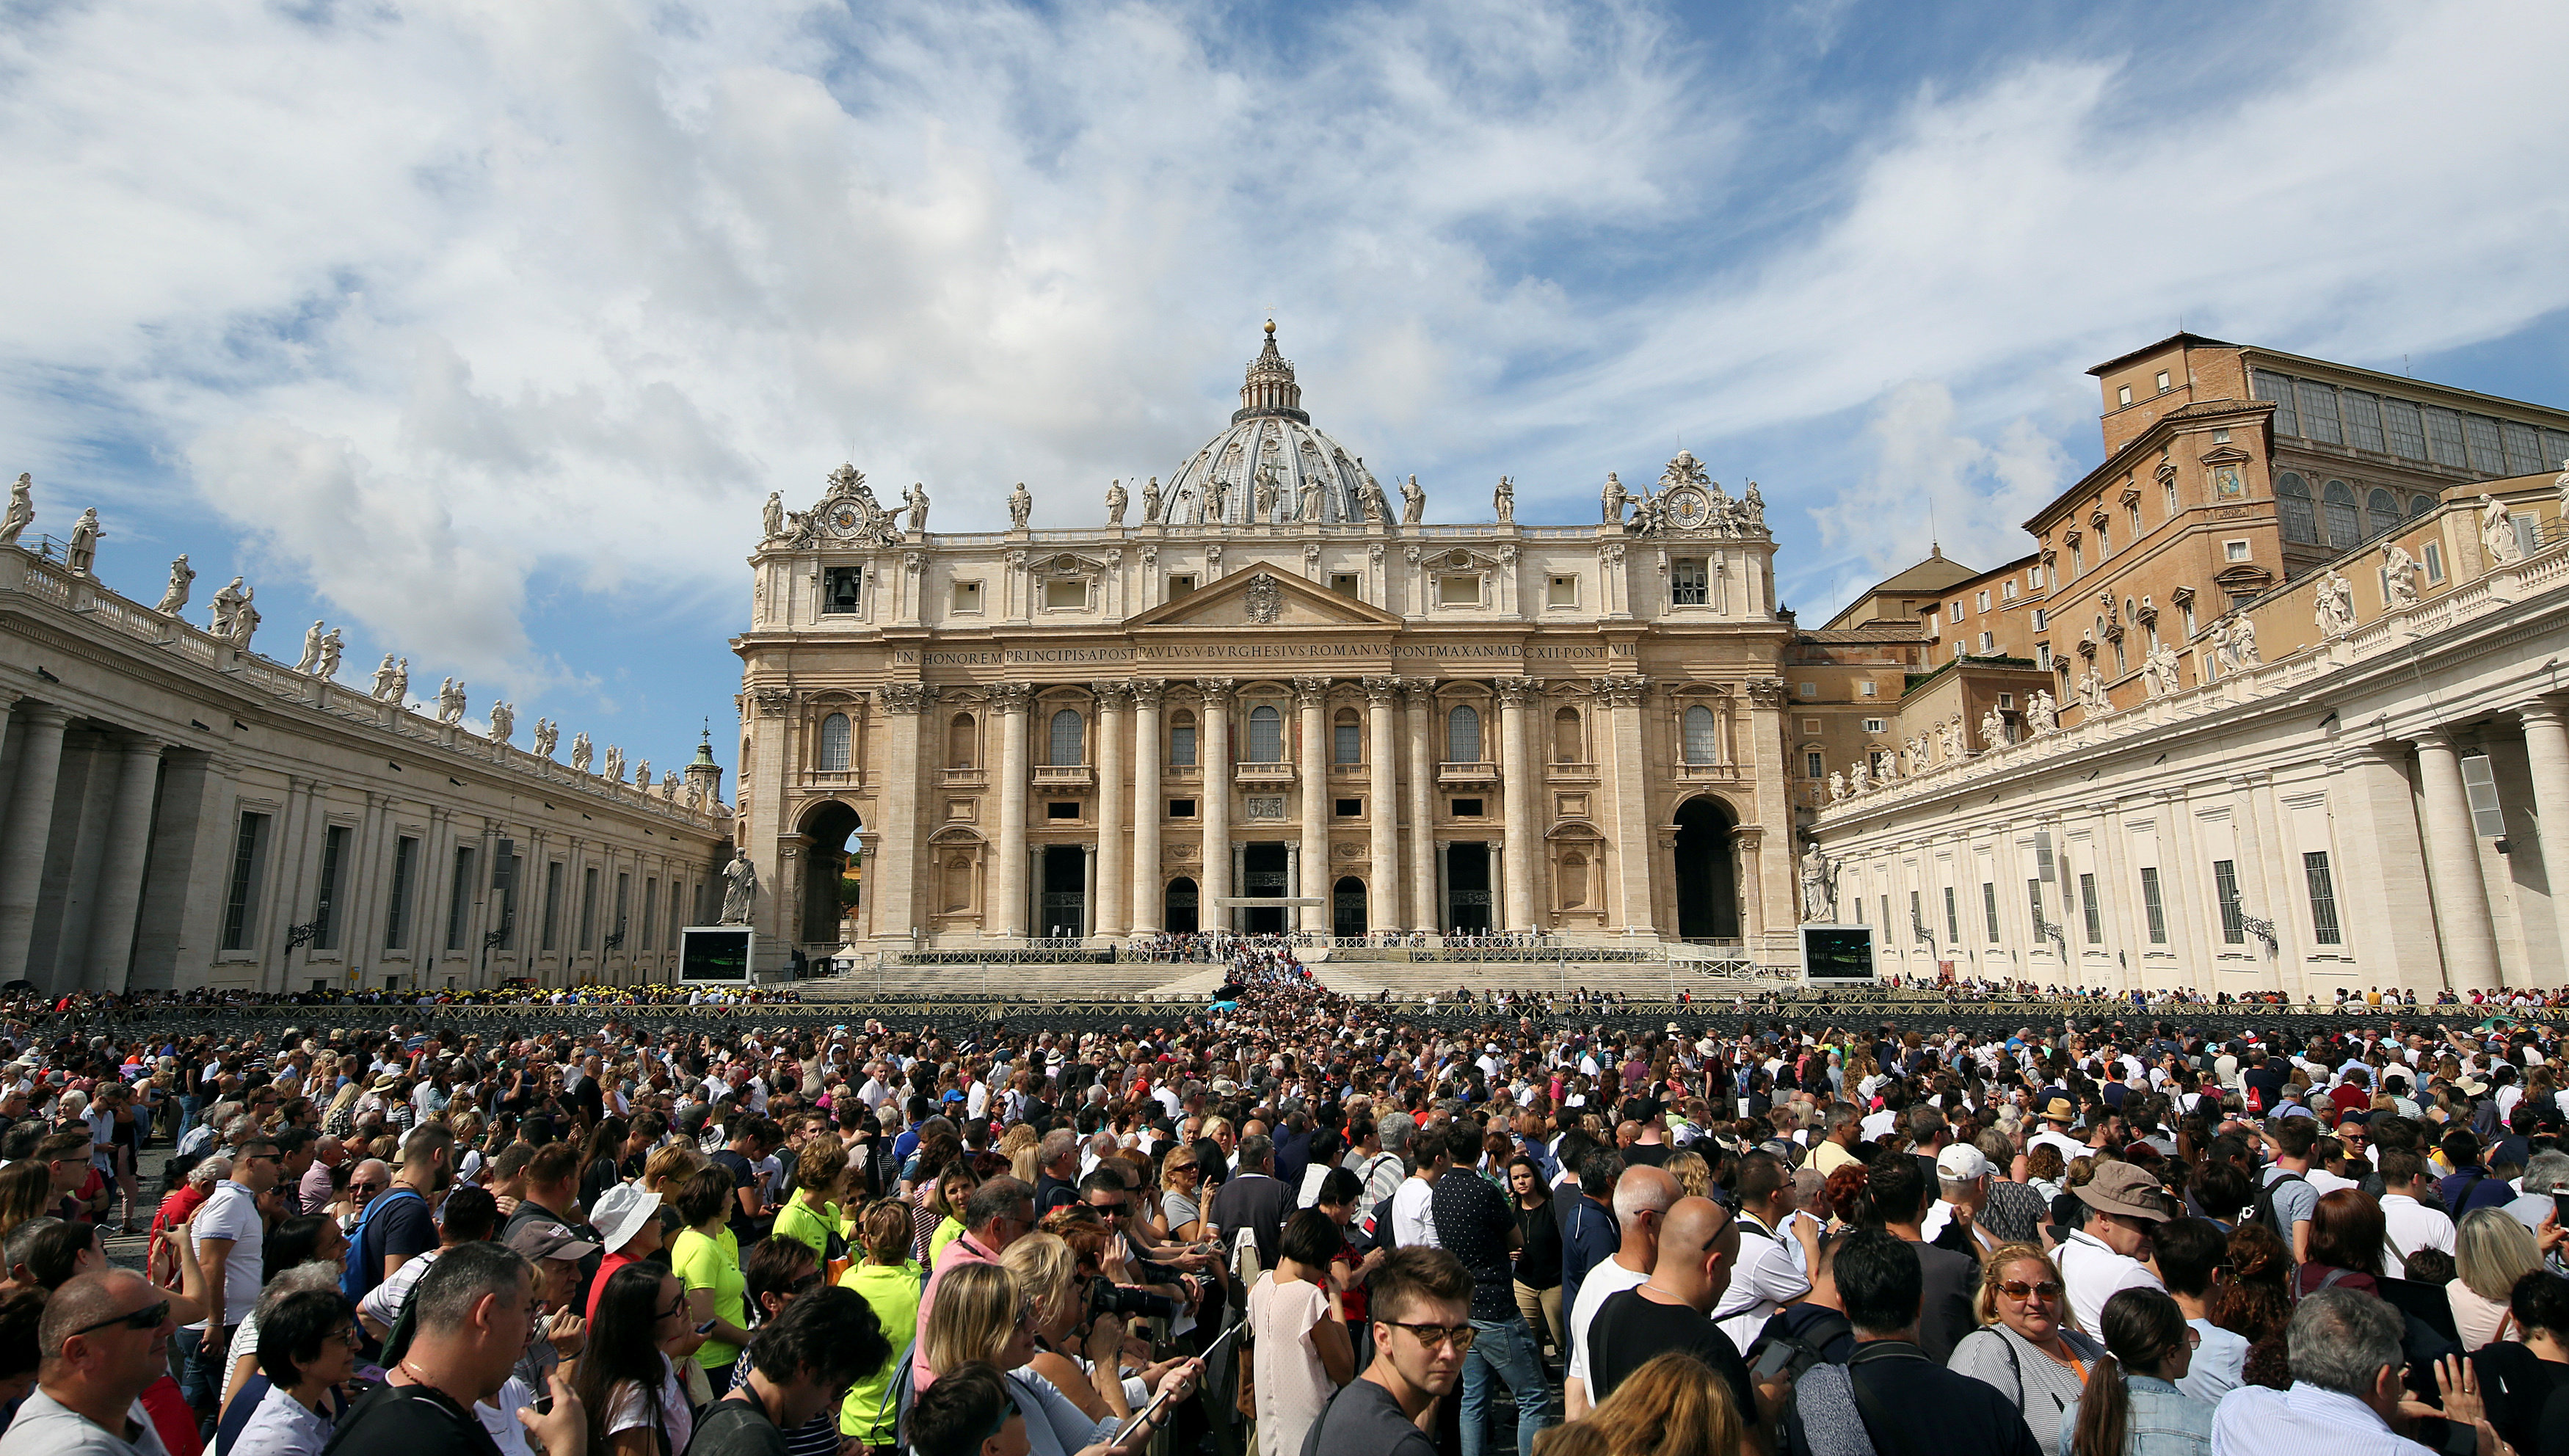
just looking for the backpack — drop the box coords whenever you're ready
[2249,1171,2304,1234]
[341,1187,426,1303]
[1743,1306,1853,1385]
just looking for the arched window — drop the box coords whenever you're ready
[1683,705,1719,764]
[2277,473,2317,544]
[1169,711,1197,766]
[2322,480,2360,548]
[2366,488,2399,539]
[2408,492,2436,520]
[1333,708,1362,765]
[1553,706,1583,762]
[1048,707,1083,766]
[1447,705,1481,763]
[1246,705,1283,762]
[818,713,851,771]
[947,714,976,770]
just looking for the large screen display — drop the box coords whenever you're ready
[680,926,754,983]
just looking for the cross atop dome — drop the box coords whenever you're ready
[1233,318,1308,425]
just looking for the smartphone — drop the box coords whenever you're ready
[1751,1339,1797,1382]
[694,1320,717,1336]
[2554,1190,2569,1227]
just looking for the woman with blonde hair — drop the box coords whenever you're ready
[1001,1124,1041,1185]
[1948,1243,2104,1453]
[1532,1350,1746,1456]
[920,1262,1197,1456]
[2452,1208,2544,1349]
[840,1199,923,1452]
[1661,1150,1713,1201]
[1158,1149,1206,1243]
[1004,1231,1186,1433]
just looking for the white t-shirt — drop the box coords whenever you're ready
[192,1180,265,1331]
[477,1377,537,1456]
[1566,1258,1649,1388]
[603,1357,694,1456]
[1712,1215,1813,1351]
[1391,1177,1439,1250]
[2056,1228,2162,1335]
[360,1246,443,1330]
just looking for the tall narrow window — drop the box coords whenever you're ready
[2027,880,2044,940]
[1982,883,1999,942]
[2383,398,2427,459]
[1246,705,1282,762]
[818,713,852,771]
[1049,707,1084,765]
[669,882,686,947]
[642,876,658,950]
[1944,885,1960,943]
[2303,851,2342,945]
[446,846,478,952]
[2277,474,2317,544]
[385,835,419,951]
[2212,859,2245,944]
[1682,705,1718,765]
[948,713,977,770]
[2322,481,2361,549]
[1334,710,1362,765]
[614,873,631,947]
[312,824,352,950]
[542,862,565,952]
[2140,867,2168,944]
[1671,559,1709,605]
[2366,488,2399,539]
[1909,889,1924,940]
[1447,705,1481,762]
[580,867,600,950]
[2296,380,2343,444]
[2079,873,2102,943]
[220,812,272,951]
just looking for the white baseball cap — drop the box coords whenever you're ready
[1936,1143,1991,1182]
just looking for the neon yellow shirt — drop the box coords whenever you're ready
[671,1225,747,1370]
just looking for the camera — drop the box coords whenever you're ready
[1087,1276,1181,1323]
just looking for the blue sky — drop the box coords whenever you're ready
[3,0,2565,781]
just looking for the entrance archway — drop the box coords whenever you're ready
[797,802,862,946]
[1445,843,1491,932]
[1242,843,1288,934]
[1040,845,1087,939]
[1164,877,1199,934]
[1332,877,1367,939]
[1673,796,1738,940]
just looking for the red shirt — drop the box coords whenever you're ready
[587,1250,639,1325]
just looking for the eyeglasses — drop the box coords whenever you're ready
[1084,1201,1127,1218]
[1998,1281,2064,1301]
[350,1180,384,1193]
[1383,1320,1477,1350]
[65,1300,169,1341]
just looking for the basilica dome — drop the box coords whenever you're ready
[1152,322,1381,526]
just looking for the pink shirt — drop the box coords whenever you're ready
[909,1231,1002,1391]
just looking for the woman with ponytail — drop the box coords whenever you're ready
[2057,1287,2214,1456]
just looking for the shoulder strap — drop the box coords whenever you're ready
[1845,1352,1925,1456]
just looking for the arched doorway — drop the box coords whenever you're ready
[1332,877,1366,939]
[1164,876,1199,934]
[1673,796,1737,941]
[797,802,863,946]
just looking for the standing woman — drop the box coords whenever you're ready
[1159,1151,1206,1245]
[1949,1244,2107,1455]
[839,1201,924,1455]
[772,1134,849,1274]
[1244,1209,1353,1456]
[2057,1287,2215,1456]
[228,1288,361,1456]
[575,1262,698,1456]
[1508,1154,1565,1363]
[672,1163,755,1391]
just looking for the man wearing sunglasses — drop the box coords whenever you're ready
[1305,1246,1472,1456]
[184,1136,277,1417]
[0,1270,171,1456]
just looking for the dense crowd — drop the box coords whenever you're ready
[0,963,2566,1456]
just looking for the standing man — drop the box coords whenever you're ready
[1389,1125,1447,1251]
[1714,1151,1819,1351]
[1208,1134,1292,1271]
[297,1135,347,1215]
[1301,1248,1473,1456]
[1583,1197,1752,1410]
[2057,1163,2170,1334]
[348,1124,451,1307]
[186,1131,276,1416]
[323,1243,588,1456]
[1563,1165,1677,1419]
[1431,1118,1549,1456]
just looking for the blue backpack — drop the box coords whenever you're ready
[341,1187,426,1303]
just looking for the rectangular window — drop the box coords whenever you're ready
[1547,575,1577,606]
[1671,559,1709,605]
[951,580,982,613]
[2383,397,2428,460]
[384,835,419,950]
[1982,882,1999,942]
[2253,370,2298,436]
[2303,851,2343,945]
[2031,607,2049,631]
[1042,578,1086,610]
[542,861,565,952]
[1859,680,1877,696]
[1166,574,1196,599]
[1950,601,1964,623]
[1441,574,1481,606]
[1975,591,1990,613]
[1909,889,1923,939]
[669,882,685,945]
[1798,681,1817,697]
[2460,754,2507,837]
[1334,721,1361,764]
[2424,541,2446,583]
[313,823,352,950]
[220,811,272,951]
[2295,379,2343,445]
[1452,798,1486,818]
[2503,421,2545,476]
[2155,369,2171,391]
[1169,722,1196,765]
[2027,879,2043,939]
[2165,481,2179,514]
[1881,895,1891,932]
[2002,580,2017,602]
[1331,572,1362,598]
[1805,751,1825,779]
[1999,694,2015,708]
[1046,801,1080,820]
[2212,859,2245,944]
[823,566,864,614]
[1944,885,1960,942]
[614,873,631,945]
[1334,798,1362,818]
[1977,631,1994,652]
[495,852,519,950]
[2341,390,2386,453]
[2037,644,2052,671]
[2140,867,2168,944]
[2462,414,2507,473]
[446,846,477,952]
[2117,384,2133,406]
[1861,718,1886,734]
[580,867,600,950]
[2079,872,2102,942]
[2225,539,2250,562]
[2422,407,2468,468]
[642,876,658,950]
[1167,798,1196,818]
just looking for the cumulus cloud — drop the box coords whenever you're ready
[1811,379,2075,588]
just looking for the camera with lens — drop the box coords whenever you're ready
[1087,1276,1180,1323]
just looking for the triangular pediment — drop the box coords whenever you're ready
[1127,566,1403,630]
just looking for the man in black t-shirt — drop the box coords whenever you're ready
[1306,1247,1472,1456]
[711,1118,780,1245]
[1583,1195,1754,1413]
[327,1242,586,1456]
[1429,1119,1550,1456]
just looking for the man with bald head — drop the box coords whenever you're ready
[1562,1162,1679,1418]
[1583,1195,1756,1414]
[1,1268,175,1455]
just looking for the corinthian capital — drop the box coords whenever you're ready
[1291,676,1332,708]
[1089,680,1132,707]
[878,682,938,714]
[989,683,1034,713]
[1362,675,1403,707]
[1130,679,1168,710]
[1589,675,1650,707]
[1194,677,1236,709]
[1494,677,1544,705]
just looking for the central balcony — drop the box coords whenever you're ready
[1233,761,1295,785]
[1032,765,1094,789]
[1438,761,1500,785]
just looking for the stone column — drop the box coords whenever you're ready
[1597,677,1655,934]
[875,683,934,944]
[991,684,1033,939]
[1402,679,1437,931]
[1197,680,1235,929]
[2413,728,2501,990]
[1497,677,1541,931]
[81,736,164,991]
[2516,702,2569,970]
[0,705,71,986]
[1295,678,1330,935]
[1092,682,1129,939]
[1364,677,1401,932]
[1130,682,1165,933]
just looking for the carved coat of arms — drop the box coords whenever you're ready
[1244,574,1282,624]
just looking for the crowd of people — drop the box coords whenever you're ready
[0,967,2564,1456]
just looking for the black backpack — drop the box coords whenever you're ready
[2250,1171,2305,1232]
[1744,1305,1853,1384]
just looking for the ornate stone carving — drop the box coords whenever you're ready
[1494,677,1542,705]
[155,554,194,615]
[2143,641,2180,697]
[533,718,559,758]
[1596,542,1625,569]
[570,732,594,773]
[65,508,101,575]
[1402,544,1422,567]
[905,482,929,532]
[1104,479,1127,526]
[436,677,468,724]
[1588,676,1650,708]
[878,681,937,714]
[2482,495,2522,564]
[1601,473,1632,525]
[1244,573,1283,624]
[1400,474,1425,525]
[754,687,793,717]
[787,463,901,548]
[371,655,408,704]
[631,758,649,788]
[1193,677,1236,710]
[1745,677,1787,707]
[1979,707,2005,749]
[2026,691,2059,735]
[294,621,327,674]
[1362,675,1401,707]
[2314,571,2356,638]
[2382,542,2421,607]
[1493,476,1514,524]
[718,850,758,923]
[1141,477,1163,521]
[1007,482,1033,529]
[1302,542,1322,575]
[602,744,624,782]
[1205,543,1224,575]
[988,682,1033,713]
[1799,843,1836,922]
[1292,676,1331,708]
[1129,679,1167,710]
[0,473,31,547]
[2076,667,2108,716]
[490,700,515,744]
[1847,760,1871,795]
[1089,680,1132,706]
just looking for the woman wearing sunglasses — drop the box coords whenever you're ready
[1948,1244,2106,1454]
[573,1263,697,1456]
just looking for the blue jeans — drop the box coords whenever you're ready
[175,1095,202,1148]
[1460,1313,1552,1456]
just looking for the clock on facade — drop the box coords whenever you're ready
[1667,487,1710,529]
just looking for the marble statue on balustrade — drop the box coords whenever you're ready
[1401,474,1425,525]
[1847,760,1871,795]
[1980,706,2007,749]
[2481,495,2523,565]
[1297,476,1323,523]
[2077,666,2108,716]
[1827,769,1847,802]
[1494,476,1515,525]
[2315,572,2357,638]
[661,769,679,801]
[1141,477,1162,522]
[296,622,328,674]
[1007,481,1033,529]
[155,555,194,615]
[532,718,559,758]
[64,508,102,576]
[1939,716,1964,760]
[905,481,930,532]
[210,578,247,638]
[1743,481,1766,528]
[1800,843,1837,922]
[2556,458,2569,510]
[571,732,594,774]
[1103,478,1127,526]
[762,491,785,542]
[1359,474,1387,524]
[436,678,467,725]
[684,779,705,810]
[224,589,260,649]
[602,745,624,782]
[2206,619,2234,677]
[2230,614,2259,669]
[316,628,343,680]
[632,758,649,789]
[2142,641,2179,698]
[2026,690,2059,735]
[718,850,758,923]
[489,699,514,745]
[2383,541,2421,607]
[371,654,400,701]
[1601,472,1631,525]
[0,474,30,549]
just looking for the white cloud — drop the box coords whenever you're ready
[1812,379,2074,589]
